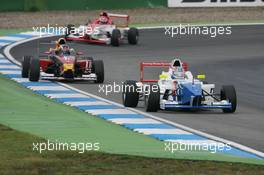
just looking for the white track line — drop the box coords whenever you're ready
[0,36,24,41]
[11,78,50,83]
[45,93,87,98]
[0,42,9,46]
[0,70,20,74]
[0,65,19,69]
[3,28,264,158]
[0,60,11,63]
[86,109,136,115]
[166,140,221,144]
[28,86,69,91]
[11,78,30,83]
[64,101,109,106]
[109,118,162,124]
[134,128,191,135]
[20,31,43,36]
[138,22,264,30]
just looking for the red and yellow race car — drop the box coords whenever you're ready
[21,43,104,83]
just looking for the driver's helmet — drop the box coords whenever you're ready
[57,38,66,45]
[99,11,109,24]
[100,11,108,17]
[170,59,185,79]
[61,45,70,55]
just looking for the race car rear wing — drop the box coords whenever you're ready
[140,61,188,83]
[108,13,129,28]
[140,62,170,83]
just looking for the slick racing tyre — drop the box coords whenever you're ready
[128,27,139,45]
[221,85,237,113]
[111,29,121,47]
[29,58,40,82]
[122,80,139,107]
[92,60,104,83]
[146,85,160,112]
[21,56,32,78]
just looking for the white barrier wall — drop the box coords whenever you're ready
[168,0,264,7]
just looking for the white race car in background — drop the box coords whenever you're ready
[122,59,237,113]
[65,13,139,47]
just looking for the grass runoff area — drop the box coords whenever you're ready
[0,28,28,36]
[1,124,264,175]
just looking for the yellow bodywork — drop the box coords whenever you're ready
[159,74,169,79]
[197,74,206,79]
[63,64,74,72]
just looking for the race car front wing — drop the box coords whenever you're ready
[160,100,232,110]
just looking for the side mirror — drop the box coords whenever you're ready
[76,51,83,55]
[197,74,206,79]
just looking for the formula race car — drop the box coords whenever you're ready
[122,59,237,113]
[65,12,139,46]
[21,44,104,83]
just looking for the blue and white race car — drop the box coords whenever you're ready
[122,59,237,113]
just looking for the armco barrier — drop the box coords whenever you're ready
[0,0,166,11]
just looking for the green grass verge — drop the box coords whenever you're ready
[0,29,29,36]
[1,124,264,175]
[0,74,263,165]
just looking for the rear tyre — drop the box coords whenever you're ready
[111,29,121,47]
[29,58,40,82]
[92,60,104,83]
[21,56,32,78]
[221,85,237,113]
[146,85,160,112]
[122,80,139,107]
[128,27,139,45]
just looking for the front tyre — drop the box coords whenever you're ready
[111,29,121,47]
[128,27,139,45]
[29,58,40,82]
[146,85,160,112]
[122,80,139,107]
[221,85,237,113]
[21,56,32,78]
[92,60,104,83]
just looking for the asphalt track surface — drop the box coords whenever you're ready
[10,25,264,152]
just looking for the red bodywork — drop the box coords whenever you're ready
[39,58,53,72]
[107,13,129,28]
[140,61,188,83]
[65,37,107,44]
[39,53,92,74]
